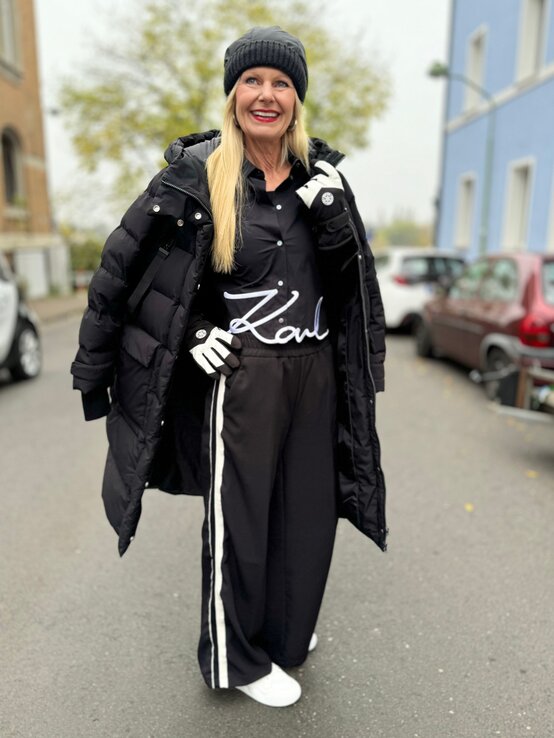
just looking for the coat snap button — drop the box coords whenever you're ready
[144,481,149,488]
[152,204,160,213]
[161,420,165,427]
[194,212,202,220]
[177,219,184,227]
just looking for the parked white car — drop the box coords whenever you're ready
[0,253,42,381]
[374,246,466,329]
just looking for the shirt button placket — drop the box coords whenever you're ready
[274,203,286,325]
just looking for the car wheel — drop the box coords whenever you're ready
[484,347,510,401]
[414,318,434,358]
[10,323,42,381]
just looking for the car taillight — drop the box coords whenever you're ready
[393,275,409,285]
[519,314,552,347]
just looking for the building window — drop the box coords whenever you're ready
[1,128,24,205]
[0,0,20,68]
[503,161,533,251]
[454,174,476,250]
[464,28,487,111]
[548,173,554,253]
[517,0,547,80]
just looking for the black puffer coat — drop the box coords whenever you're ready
[71,130,387,557]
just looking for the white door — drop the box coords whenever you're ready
[0,255,19,364]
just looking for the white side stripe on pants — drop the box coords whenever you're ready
[206,383,217,688]
[208,374,229,688]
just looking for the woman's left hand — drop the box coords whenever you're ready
[295,161,348,221]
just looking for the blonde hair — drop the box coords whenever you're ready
[206,83,311,273]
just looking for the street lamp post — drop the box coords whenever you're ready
[429,62,496,256]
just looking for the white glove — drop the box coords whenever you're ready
[295,160,346,212]
[189,325,241,379]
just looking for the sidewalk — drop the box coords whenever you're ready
[28,291,88,324]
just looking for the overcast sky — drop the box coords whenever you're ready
[34,0,451,232]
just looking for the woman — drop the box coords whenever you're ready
[71,26,387,708]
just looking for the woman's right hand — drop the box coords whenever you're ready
[187,322,241,379]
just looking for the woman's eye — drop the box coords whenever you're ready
[244,76,258,84]
[275,80,290,88]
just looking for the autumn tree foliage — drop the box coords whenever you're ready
[59,0,390,201]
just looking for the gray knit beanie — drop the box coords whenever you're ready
[223,26,308,102]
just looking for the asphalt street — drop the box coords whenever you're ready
[1,316,553,738]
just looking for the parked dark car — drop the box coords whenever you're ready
[0,253,42,381]
[414,252,554,395]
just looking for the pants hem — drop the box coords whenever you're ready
[271,653,308,669]
[201,662,273,690]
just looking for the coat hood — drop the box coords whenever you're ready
[164,130,221,165]
[163,129,345,170]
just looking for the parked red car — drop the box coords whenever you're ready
[414,253,554,394]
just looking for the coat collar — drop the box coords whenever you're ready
[164,129,345,170]
[159,130,345,213]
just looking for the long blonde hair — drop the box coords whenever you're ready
[206,83,311,273]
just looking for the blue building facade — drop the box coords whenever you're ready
[437,0,554,258]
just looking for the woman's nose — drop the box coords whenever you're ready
[258,81,275,101]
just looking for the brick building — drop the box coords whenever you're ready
[0,0,69,297]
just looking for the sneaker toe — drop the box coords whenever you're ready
[236,664,301,707]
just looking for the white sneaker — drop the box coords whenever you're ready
[308,632,318,652]
[236,663,301,707]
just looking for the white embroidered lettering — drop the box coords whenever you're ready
[223,288,329,344]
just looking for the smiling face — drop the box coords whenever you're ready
[234,66,297,149]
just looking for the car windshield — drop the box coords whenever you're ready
[400,256,465,281]
[449,259,490,299]
[543,261,554,305]
[431,257,466,279]
[402,257,431,278]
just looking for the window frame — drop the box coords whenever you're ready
[547,169,554,254]
[516,0,548,81]
[0,0,21,72]
[1,126,26,208]
[464,25,488,112]
[454,172,477,251]
[502,158,535,252]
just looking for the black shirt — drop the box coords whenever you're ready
[199,157,329,346]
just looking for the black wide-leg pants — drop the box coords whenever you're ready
[198,339,338,689]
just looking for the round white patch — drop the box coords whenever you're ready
[321,192,334,206]
[195,329,207,340]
